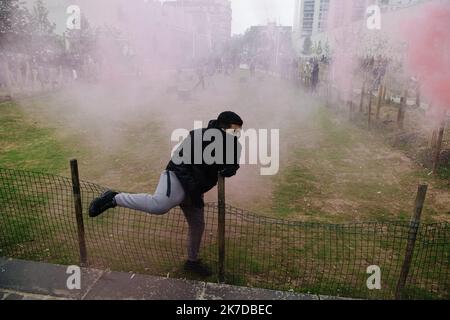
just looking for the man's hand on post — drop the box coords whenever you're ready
[219,167,237,178]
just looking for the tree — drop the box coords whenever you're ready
[30,0,55,36]
[0,0,30,51]
[26,0,60,54]
[65,14,95,55]
[0,0,61,54]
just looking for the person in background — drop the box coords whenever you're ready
[311,60,320,93]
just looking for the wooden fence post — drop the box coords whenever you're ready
[432,124,445,174]
[415,84,421,108]
[326,82,332,109]
[359,80,366,112]
[348,100,354,120]
[397,96,406,130]
[430,130,437,149]
[70,159,88,267]
[3,61,13,97]
[218,174,226,283]
[368,91,373,130]
[376,85,383,120]
[395,184,428,299]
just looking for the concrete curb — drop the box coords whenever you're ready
[0,257,343,300]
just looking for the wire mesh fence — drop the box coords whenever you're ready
[0,167,448,300]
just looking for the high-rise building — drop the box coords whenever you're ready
[327,0,371,29]
[293,0,330,39]
[163,0,232,53]
[292,0,433,55]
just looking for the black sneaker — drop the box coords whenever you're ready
[89,190,118,218]
[184,260,212,277]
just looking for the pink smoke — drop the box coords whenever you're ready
[327,0,363,100]
[400,2,450,115]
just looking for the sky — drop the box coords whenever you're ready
[231,0,295,34]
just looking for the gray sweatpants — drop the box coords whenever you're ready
[114,171,205,262]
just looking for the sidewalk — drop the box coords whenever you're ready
[0,257,336,300]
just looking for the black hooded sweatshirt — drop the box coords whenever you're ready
[166,120,241,208]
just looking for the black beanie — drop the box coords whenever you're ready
[217,111,243,128]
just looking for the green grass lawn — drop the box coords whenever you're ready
[0,101,71,174]
[0,101,78,265]
[272,106,450,224]
[2,78,447,225]
[0,77,448,299]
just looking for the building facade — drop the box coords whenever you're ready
[292,0,434,56]
[163,0,232,54]
[293,0,330,39]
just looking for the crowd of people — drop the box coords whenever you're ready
[292,57,324,92]
[0,40,414,106]
[0,50,102,96]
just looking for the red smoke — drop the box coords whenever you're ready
[401,2,450,114]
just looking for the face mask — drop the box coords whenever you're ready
[224,128,242,139]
